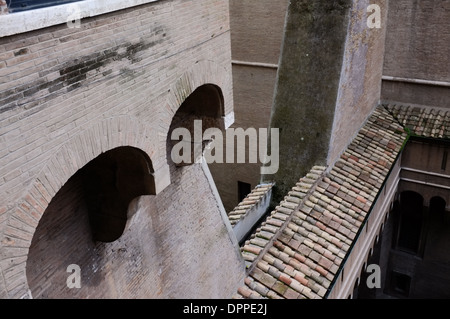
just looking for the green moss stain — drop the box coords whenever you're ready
[263,0,352,204]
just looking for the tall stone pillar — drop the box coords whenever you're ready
[263,0,388,204]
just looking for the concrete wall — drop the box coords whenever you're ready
[265,0,388,204]
[381,0,450,108]
[208,0,288,212]
[329,0,388,165]
[0,0,245,299]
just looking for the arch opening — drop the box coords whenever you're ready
[26,146,156,298]
[81,146,156,242]
[430,196,446,222]
[167,84,225,167]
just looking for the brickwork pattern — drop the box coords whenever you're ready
[0,0,239,298]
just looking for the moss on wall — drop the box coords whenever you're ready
[264,0,352,203]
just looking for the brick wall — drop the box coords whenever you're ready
[381,0,450,108]
[26,162,244,299]
[0,0,243,298]
[383,0,450,82]
[209,0,288,211]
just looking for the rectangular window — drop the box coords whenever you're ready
[390,271,411,297]
[237,181,251,203]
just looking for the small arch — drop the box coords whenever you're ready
[430,196,446,214]
[167,84,225,167]
[175,83,224,119]
[160,60,235,169]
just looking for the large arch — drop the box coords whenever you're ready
[26,146,157,298]
[0,115,167,298]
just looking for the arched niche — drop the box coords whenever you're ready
[26,146,156,298]
[167,84,225,167]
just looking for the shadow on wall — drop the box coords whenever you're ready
[25,146,157,298]
[167,83,225,168]
[81,147,156,242]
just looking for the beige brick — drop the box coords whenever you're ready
[0,0,237,299]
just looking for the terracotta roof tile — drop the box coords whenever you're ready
[234,105,410,299]
[228,183,274,226]
[385,103,450,139]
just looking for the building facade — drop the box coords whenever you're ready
[0,0,448,300]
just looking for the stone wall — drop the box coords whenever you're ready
[0,0,244,298]
[382,0,450,108]
[265,0,388,204]
[328,0,388,165]
[208,0,288,212]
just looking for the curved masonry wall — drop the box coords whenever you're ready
[0,0,245,299]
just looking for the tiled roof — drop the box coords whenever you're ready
[384,103,450,139]
[228,184,274,227]
[240,166,326,268]
[233,105,408,299]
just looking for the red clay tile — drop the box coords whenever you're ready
[315,265,329,277]
[279,274,292,286]
[294,274,309,286]
[284,287,300,299]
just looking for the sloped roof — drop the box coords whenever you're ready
[384,103,450,139]
[233,104,409,299]
[239,166,326,269]
[228,184,274,227]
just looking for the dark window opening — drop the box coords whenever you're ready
[390,271,411,297]
[396,191,424,254]
[430,196,446,224]
[442,150,448,171]
[238,181,251,203]
[6,0,84,13]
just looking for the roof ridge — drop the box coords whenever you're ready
[243,166,327,275]
[227,183,274,226]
